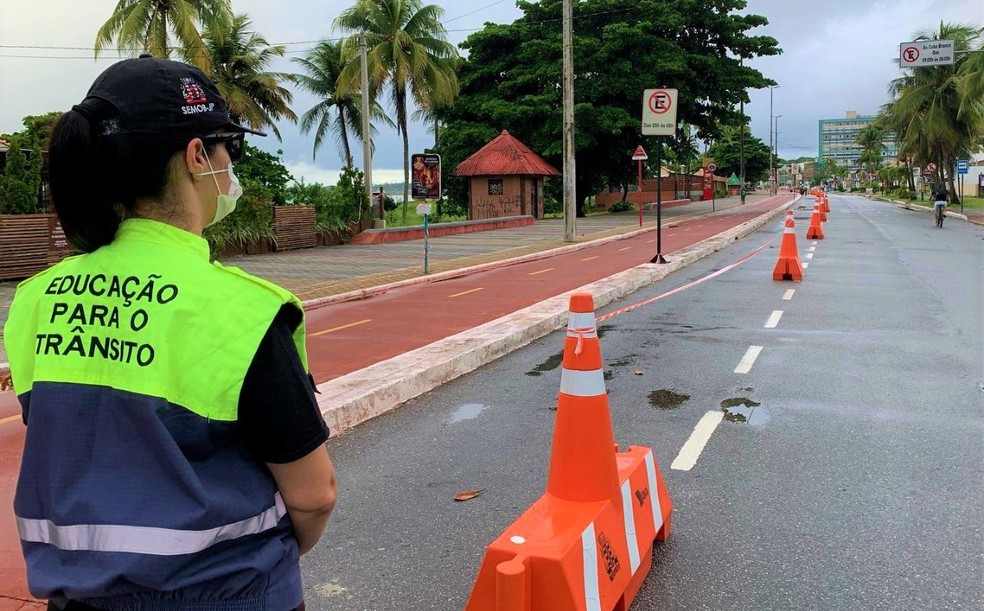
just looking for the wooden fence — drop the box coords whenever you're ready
[0,214,74,281]
[273,205,318,252]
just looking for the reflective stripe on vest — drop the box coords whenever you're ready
[17,493,286,556]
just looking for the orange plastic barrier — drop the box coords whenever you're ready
[465,293,672,611]
[773,213,803,281]
[818,196,828,222]
[806,204,825,240]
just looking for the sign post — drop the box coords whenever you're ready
[416,203,432,274]
[900,39,955,68]
[642,88,679,264]
[957,160,968,213]
[706,162,718,212]
[632,146,648,227]
[412,153,441,275]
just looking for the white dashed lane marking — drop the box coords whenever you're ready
[734,346,763,374]
[671,411,725,471]
[764,310,783,329]
[782,289,795,301]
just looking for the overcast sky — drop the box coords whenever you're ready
[1,0,981,185]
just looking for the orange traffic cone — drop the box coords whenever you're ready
[818,198,828,222]
[466,293,672,611]
[806,204,825,240]
[773,218,803,282]
[785,209,795,227]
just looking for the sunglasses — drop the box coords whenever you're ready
[203,132,245,163]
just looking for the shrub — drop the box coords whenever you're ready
[607,199,634,213]
[0,136,43,214]
[204,176,275,254]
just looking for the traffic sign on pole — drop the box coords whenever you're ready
[706,163,717,173]
[956,159,969,175]
[632,145,648,161]
[641,88,679,136]
[927,162,937,173]
[900,39,955,67]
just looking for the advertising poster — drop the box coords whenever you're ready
[411,153,442,200]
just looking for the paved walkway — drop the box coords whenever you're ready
[0,194,765,365]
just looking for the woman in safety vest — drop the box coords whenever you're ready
[3,56,336,610]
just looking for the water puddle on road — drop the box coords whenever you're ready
[648,389,690,410]
[526,326,615,377]
[526,352,563,376]
[608,354,638,368]
[720,397,768,425]
[447,403,489,424]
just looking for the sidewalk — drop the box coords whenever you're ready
[0,194,767,365]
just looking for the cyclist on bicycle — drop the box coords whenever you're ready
[931,183,948,227]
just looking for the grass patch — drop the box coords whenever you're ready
[383,205,467,227]
[876,194,984,211]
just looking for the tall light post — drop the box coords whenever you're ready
[773,114,782,192]
[769,85,779,195]
[562,0,576,242]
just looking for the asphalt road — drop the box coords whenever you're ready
[301,194,983,611]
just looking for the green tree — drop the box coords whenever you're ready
[234,143,293,206]
[813,157,847,189]
[291,40,393,166]
[0,136,43,214]
[334,0,461,220]
[706,126,772,183]
[94,0,232,70]
[191,13,296,139]
[855,124,886,184]
[883,22,984,203]
[1,112,63,151]
[438,0,779,216]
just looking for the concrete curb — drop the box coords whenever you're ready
[315,197,798,436]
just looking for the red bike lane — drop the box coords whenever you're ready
[303,195,792,383]
[0,194,792,602]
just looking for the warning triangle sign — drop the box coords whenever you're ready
[632,145,648,161]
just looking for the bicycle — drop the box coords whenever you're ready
[934,201,946,228]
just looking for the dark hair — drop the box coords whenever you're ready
[48,105,214,253]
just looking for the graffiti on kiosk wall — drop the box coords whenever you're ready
[473,196,522,219]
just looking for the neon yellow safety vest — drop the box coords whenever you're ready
[4,218,310,609]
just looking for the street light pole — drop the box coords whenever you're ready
[774,114,782,192]
[359,33,376,224]
[769,85,779,195]
[562,0,576,242]
[739,57,746,204]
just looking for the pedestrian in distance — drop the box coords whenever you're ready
[931,183,949,227]
[2,56,337,610]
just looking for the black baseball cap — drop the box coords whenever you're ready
[77,55,266,140]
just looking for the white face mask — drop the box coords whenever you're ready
[199,149,243,227]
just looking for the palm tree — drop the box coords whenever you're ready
[291,40,393,165]
[855,124,886,185]
[94,0,231,70]
[191,13,296,140]
[885,22,984,202]
[334,0,460,221]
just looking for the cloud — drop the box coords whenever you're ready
[284,160,406,188]
[2,0,980,166]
